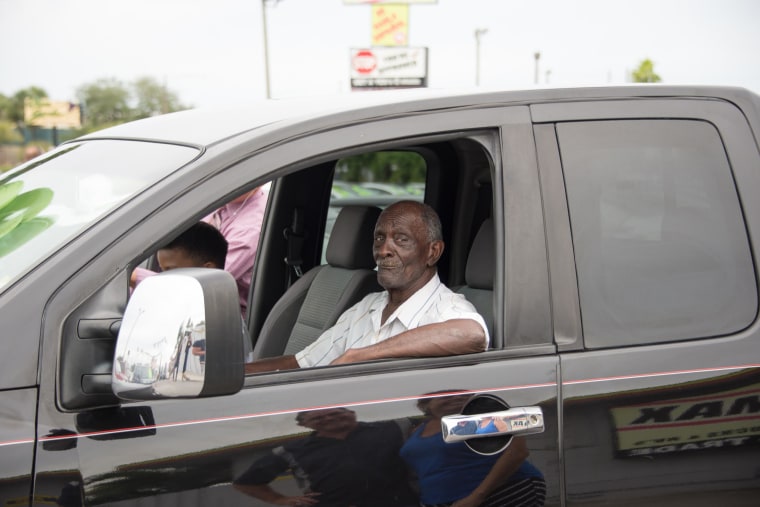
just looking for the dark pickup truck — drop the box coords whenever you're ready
[2,85,759,506]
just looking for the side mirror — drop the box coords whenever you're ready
[112,268,244,400]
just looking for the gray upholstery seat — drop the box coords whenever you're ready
[457,218,495,339]
[252,205,382,359]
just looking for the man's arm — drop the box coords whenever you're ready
[245,354,300,374]
[330,318,485,365]
[233,445,320,507]
[218,189,267,282]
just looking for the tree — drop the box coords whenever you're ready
[0,86,48,128]
[0,94,22,144]
[0,93,13,123]
[0,87,49,146]
[76,77,189,131]
[0,120,22,145]
[10,86,48,124]
[132,76,188,119]
[76,78,132,131]
[631,59,662,83]
[335,152,426,184]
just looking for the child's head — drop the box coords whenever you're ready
[157,222,228,272]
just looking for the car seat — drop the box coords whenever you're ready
[457,217,495,340]
[252,205,382,359]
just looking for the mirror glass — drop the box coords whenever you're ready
[113,274,206,399]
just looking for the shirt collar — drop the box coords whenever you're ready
[372,273,442,329]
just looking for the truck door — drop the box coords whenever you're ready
[535,97,760,505]
[33,105,562,505]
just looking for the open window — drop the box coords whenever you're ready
[246,135,499,373]
[107,129,507,393]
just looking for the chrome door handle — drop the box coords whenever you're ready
[441,406,544,443]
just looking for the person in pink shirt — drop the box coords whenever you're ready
[132,185,268,316]
[203,185,269,315]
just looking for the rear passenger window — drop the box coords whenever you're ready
[558,120,756,348]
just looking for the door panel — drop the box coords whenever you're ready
[537,98,760,504]
[35,357,560,505]
[562,346,760,506]
[33,104,561,505]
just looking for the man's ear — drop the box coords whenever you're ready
[427,240,444,266]
[202,261,217,269]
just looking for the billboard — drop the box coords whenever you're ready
[24,99,81,129]
[350,47,428,89]
[371,4,409,46]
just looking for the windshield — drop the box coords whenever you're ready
[0,140,199,292]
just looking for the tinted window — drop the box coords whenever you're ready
[559,119,756,348]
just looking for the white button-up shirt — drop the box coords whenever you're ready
[295,274,489,368]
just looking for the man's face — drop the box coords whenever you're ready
[157,247,207,272]
[298,408,357,433]
[373,203,442,294]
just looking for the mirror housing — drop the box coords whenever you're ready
[112,268,244,401]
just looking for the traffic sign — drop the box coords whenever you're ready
[352,49,378,75]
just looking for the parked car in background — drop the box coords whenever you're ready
[1,85,760,506]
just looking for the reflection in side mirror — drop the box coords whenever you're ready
[112,268,244,401]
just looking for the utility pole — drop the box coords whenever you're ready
[474,28,488,86]
[534,52,541,85]
[262,0,282,99]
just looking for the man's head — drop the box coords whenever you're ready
[373,200,444,298]
[157,222,228,272]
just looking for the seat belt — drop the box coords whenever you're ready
[283,207,306,285]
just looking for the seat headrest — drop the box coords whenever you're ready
[465,218,494,290]
[326,205,382,269]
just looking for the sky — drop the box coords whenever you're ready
[1,0,759,109]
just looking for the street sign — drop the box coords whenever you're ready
[350,47,428,90]
[352,49,378,75]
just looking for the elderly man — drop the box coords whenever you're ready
[246,200,488,373]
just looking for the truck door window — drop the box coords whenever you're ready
[558,119,756,348]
